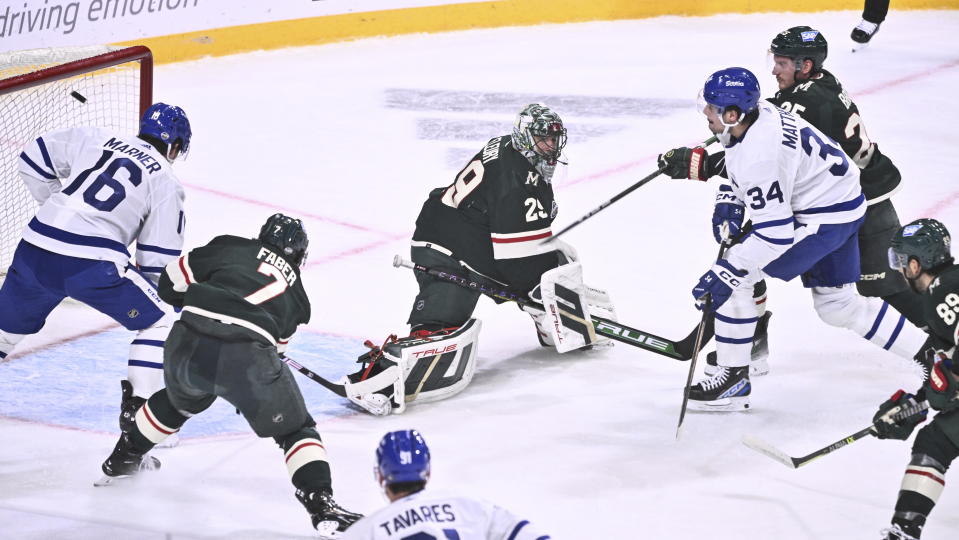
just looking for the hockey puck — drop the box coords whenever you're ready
[70,90,87,103]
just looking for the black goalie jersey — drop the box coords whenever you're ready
[158,235,311,350]
[412,135,559,294]
[769,69,901,203]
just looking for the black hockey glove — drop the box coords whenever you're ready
[657,147,709,181]
[925,358,959,412]
[872,390,928,440]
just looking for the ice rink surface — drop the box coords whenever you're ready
[2,9,959,539]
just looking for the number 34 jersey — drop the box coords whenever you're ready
[158,235,311,351]
[18,127,185,279]
[722,101,865,274]
[412,135,559,294]
[341,489,550,540]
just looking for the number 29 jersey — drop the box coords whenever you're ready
[18,127,185,279]
[412,135,559,294]
[722,101,865,274]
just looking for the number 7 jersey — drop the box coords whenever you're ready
[722,101,866,274]
[18,127,185,280]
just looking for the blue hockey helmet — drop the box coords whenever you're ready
[701,67,761,116]
[139,102,192,159]
[376,429,431,486]
[259,213,309,266]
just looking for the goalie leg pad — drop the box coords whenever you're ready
[344,319,482,415]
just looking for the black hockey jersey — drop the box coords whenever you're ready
[412,135,558,294]
[769,70,901,203]
[923,264,959,354]
[158,235,311,348]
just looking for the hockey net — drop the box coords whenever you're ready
[0,45,153,275]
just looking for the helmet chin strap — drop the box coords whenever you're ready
[716,110,745,146]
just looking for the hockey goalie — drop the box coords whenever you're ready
[342,104,617,415]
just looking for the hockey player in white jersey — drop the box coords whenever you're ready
[684,68,928,411]
[343,430,550,540]
[0,102,192,433]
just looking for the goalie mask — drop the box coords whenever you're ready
[511,103,567,181]
[342,319,481,415]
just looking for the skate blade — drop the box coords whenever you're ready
[94,474,131,487]
[314,520,344,539]
[851,42,870,53]
[688,396,750,412]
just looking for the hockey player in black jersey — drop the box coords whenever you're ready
[872,219,959,540]
[96,214,362,538]
[341,104,609,415]
[658,25,926,377]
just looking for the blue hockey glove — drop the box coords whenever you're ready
[925,358,959,412]
[872,390,928,440]
[691,259,747,311]
[712,185,745,244]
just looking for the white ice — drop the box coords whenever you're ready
[2,9,959,540]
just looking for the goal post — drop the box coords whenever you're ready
[0,45,153,274]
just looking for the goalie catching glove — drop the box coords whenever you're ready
[342,319,481,415]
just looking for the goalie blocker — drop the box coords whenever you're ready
[343,319,482,415]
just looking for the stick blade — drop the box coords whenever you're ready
[742,435,797,469]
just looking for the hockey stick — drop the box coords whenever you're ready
[392,255,687,360]
[742,400,930,469]
[281,355,347,397]
[544,135,718,245]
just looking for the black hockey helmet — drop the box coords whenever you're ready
[888,218,953,271]
[259,213,309,266]
[770,26,828,74]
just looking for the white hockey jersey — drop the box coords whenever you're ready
[18,127,185,280]
[342,490,549,540]
[721,101,865,275]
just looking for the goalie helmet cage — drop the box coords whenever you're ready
[0,45,153,275]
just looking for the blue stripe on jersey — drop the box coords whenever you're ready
[20,152,57,180]
[884,314,906,350]
[753,217,795,229]
[508,521,530,540]
[136,243,181,256]
[128,359,163,369]
[535,536,551,540]
[754,230,793,245]
[36,137,55,171]
[715,313,759,324]
[864,301,889,340]
[138,266,165,274]
[28,217,130,255]
[131,339,164,348]
[716,335,753,344]
[795,194,864,215]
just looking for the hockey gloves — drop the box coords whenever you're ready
[691,260,747,312]
[658,147,708,181]
[872,390,928,440]
[925,358,959,412]
[712,185,745,244]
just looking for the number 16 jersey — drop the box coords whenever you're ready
[18,127,185,279]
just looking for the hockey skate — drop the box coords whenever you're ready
[688,366,750,411]
[94,434,161,486]
[880,523,919,540]
[851,20,880,51]
[296,489,363,538]
[118,379,145,434]
[704,311,772,377]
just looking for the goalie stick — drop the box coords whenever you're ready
[392,255,686,360]
[742,400,930,469]
[544,135,718,245]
